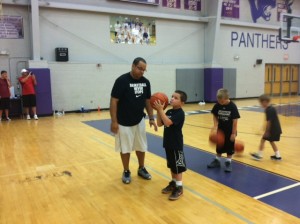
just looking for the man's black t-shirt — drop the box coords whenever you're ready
[111,72,151,126]
[163,108,185,150]
[265,106,282,136]
[211,101,240,136]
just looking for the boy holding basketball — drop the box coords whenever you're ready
[154,90,187,201]
[251,94,282,161]
[207,89,240,172]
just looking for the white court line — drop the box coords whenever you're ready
[254,182,300,200]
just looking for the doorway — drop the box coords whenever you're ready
[264,64,299,96]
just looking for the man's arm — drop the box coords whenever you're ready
[156,111,163,127]
[6,78,11,88]
[31,73,37,86]
[19,75,30,83]
[145,99,158,131]
[110,97,119,134]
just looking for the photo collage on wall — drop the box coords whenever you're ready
[110,16,156,45]
[0,15,24,39]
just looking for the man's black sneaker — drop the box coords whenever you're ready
[169,186,183,201]
[162,181,176,194]
[250,153,263,161]
[224,161,232,172]
[207,159,221,168]
[138,167,152,180]
[122,170,131,184]
[270,155,282,161]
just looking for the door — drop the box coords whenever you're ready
[176,69,204,102]
[264,64,272,95]
[291,65,299,94]
[272,65,281,95]
[282,65,291,95]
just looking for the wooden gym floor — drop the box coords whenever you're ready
[0,96,299,224]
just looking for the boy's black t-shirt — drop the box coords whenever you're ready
[211,101,240,136]
[111,72,151,126]
[265,106,282,135]
[163,108,185,150]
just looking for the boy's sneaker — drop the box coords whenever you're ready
[224,161,232,172]
[270,155,282,161]
[162,181,176,194]
[251,153,262,161]
[207,159,221,168]
[169,186,183,201]
[6,117,11,121]
[34,114,38,120]
[26,115,31,120]
[138,167,152,180]
[122,170,131,184]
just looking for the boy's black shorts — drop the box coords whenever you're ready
[216,134,235,155]
[165,148,187,174]
[263,134,281,142]
[0,98,10,110]
[22,94,36,107]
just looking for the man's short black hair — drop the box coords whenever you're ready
[132,57,147,66]
[1,70,7,75]
[175,90,188,103]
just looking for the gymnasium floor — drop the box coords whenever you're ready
[0,97,299,224]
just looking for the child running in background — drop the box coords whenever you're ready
[251,94,282,161]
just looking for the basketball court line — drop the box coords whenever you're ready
[186,101,300,117]
[253,182,300,200]
[90,134,254,224]
[84,119,300,218]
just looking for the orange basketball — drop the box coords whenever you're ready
[209,130,225,147]
[235,140,245,154]
[150,92,169,110]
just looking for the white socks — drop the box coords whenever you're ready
[275,151,281,157]
[216,156,231,163]
[176,181,183,186]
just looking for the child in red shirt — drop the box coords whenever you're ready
[0,71,11,121]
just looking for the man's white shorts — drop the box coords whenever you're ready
[115,118,148,154]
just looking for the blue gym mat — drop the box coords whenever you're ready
[84,119,300,218]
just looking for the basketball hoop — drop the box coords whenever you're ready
[292,35,300,42]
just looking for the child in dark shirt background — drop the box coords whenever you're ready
[251,94,282,161]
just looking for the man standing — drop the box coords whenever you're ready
[110,57,157,184]
[18,69,38,120]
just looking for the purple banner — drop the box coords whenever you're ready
[162,0,181,8]
[0,15,24,39]
[221,0,240,19]
[184,0,201,11]
[119,0,159,5]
